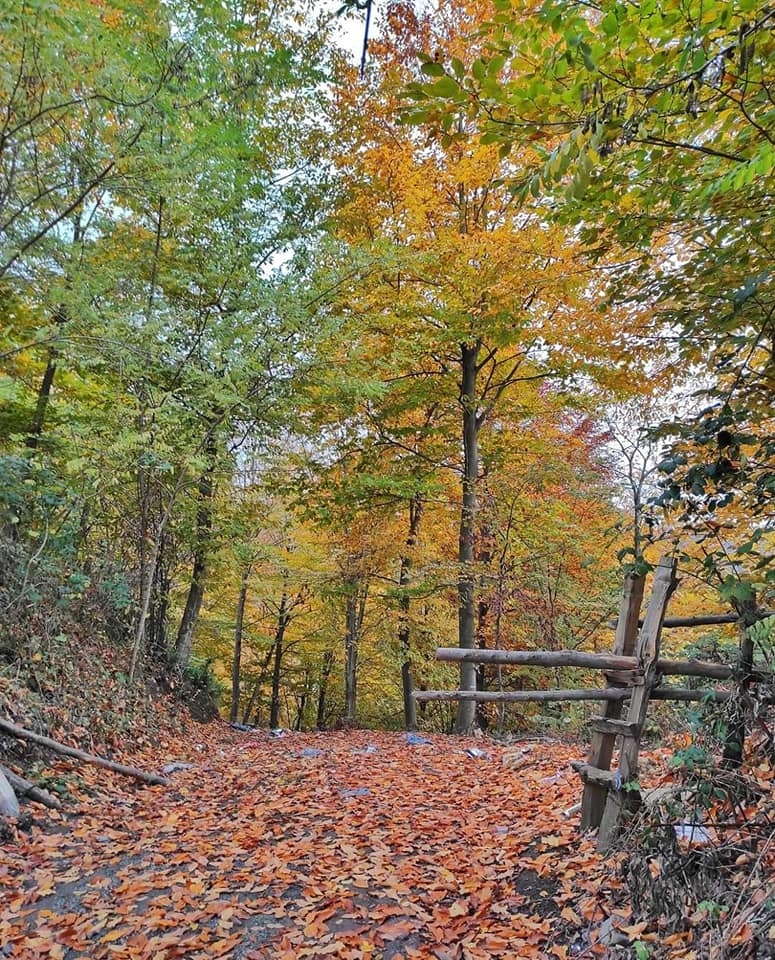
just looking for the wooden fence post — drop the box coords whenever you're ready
[580,571,645,831]
[596,556,678,850]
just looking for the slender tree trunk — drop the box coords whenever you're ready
[475,598,490,730]
[269,591,290,729]
[723,594,759,767]
[230,567,250,723]
[399,495,423,731]
[175,432,216,666]
[455,341,480,734]
[241,642,276,726]
[147,532,170,657]
[493,499,517,736]
[316,648,335,729]
[294,671,311,730]
[129,475,183,683]
[129,530,164,683]
[345,592,359,724]
[25,328,61,450]
[27,204,82,450]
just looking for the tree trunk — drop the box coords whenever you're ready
[230,567,250,723]
[241,642,276,726]
[269,591,290,729]
[475,597,490,730]
[294,670,311,731]
[147,532,170,658]
[129,529,164,683]
[455,341,480,734]
[723,594,759,768]
[398,495,423,731]
[345,593,359,724]
[316,648,335,729]
[26,343,59,450]
[129,473,184,683]
[175,434,216,666]
[26,206,82,450]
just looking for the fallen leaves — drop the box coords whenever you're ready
[0,728,642,958]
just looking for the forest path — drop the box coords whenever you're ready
[0,726,622,959]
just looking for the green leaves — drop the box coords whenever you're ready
[427,75,463,98]
[420,60,447,77]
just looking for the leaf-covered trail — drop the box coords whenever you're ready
[0,727,624,959]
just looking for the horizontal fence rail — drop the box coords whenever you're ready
[413,687,731,703]
[433,646,756,680]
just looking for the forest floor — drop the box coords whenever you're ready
[0,722,769,960]
[0,723,671,960]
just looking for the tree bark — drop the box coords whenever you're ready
[25,330,60,451]
[723,595,760,767]
[455,341,480,734]
[230,568,250,723]
[147,531,170,658]
[0,719,168,786]
[398,495,423,731]
[269,591,290,729]
[130,468,186,681]
[175,432,216,667]
[241,642,276,726]
[344,592,359,724]
[316,648,335,729]
[294,671,311,731]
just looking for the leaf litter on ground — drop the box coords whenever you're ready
[0,725,636,959]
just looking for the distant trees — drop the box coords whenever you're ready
[410,0,775,591]
[0,0,339,681]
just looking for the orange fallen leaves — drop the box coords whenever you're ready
[0,727,688,959]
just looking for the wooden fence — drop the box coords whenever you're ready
[414,557,772,848]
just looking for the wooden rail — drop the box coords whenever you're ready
[414,687,731,702]
[434,647,744,680]
[610,610,775,629]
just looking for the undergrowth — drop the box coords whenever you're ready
[613,697,775,960]
[0,530,197,775]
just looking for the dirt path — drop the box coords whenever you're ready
[0,727,620,959]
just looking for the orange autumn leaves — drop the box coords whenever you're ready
[2,726,621,960]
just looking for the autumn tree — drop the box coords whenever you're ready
[313,0,644,732]
[410,0,775,568]
[0,0,341,684]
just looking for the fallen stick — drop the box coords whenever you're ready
[0,764,62,809]
[0,718,169,787]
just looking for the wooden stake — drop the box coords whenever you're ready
[581,572,645,831]
[597,556,677,850]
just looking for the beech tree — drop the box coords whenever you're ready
[0,0,340,679]
[411,0,775,583]
[315,0,643,732]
